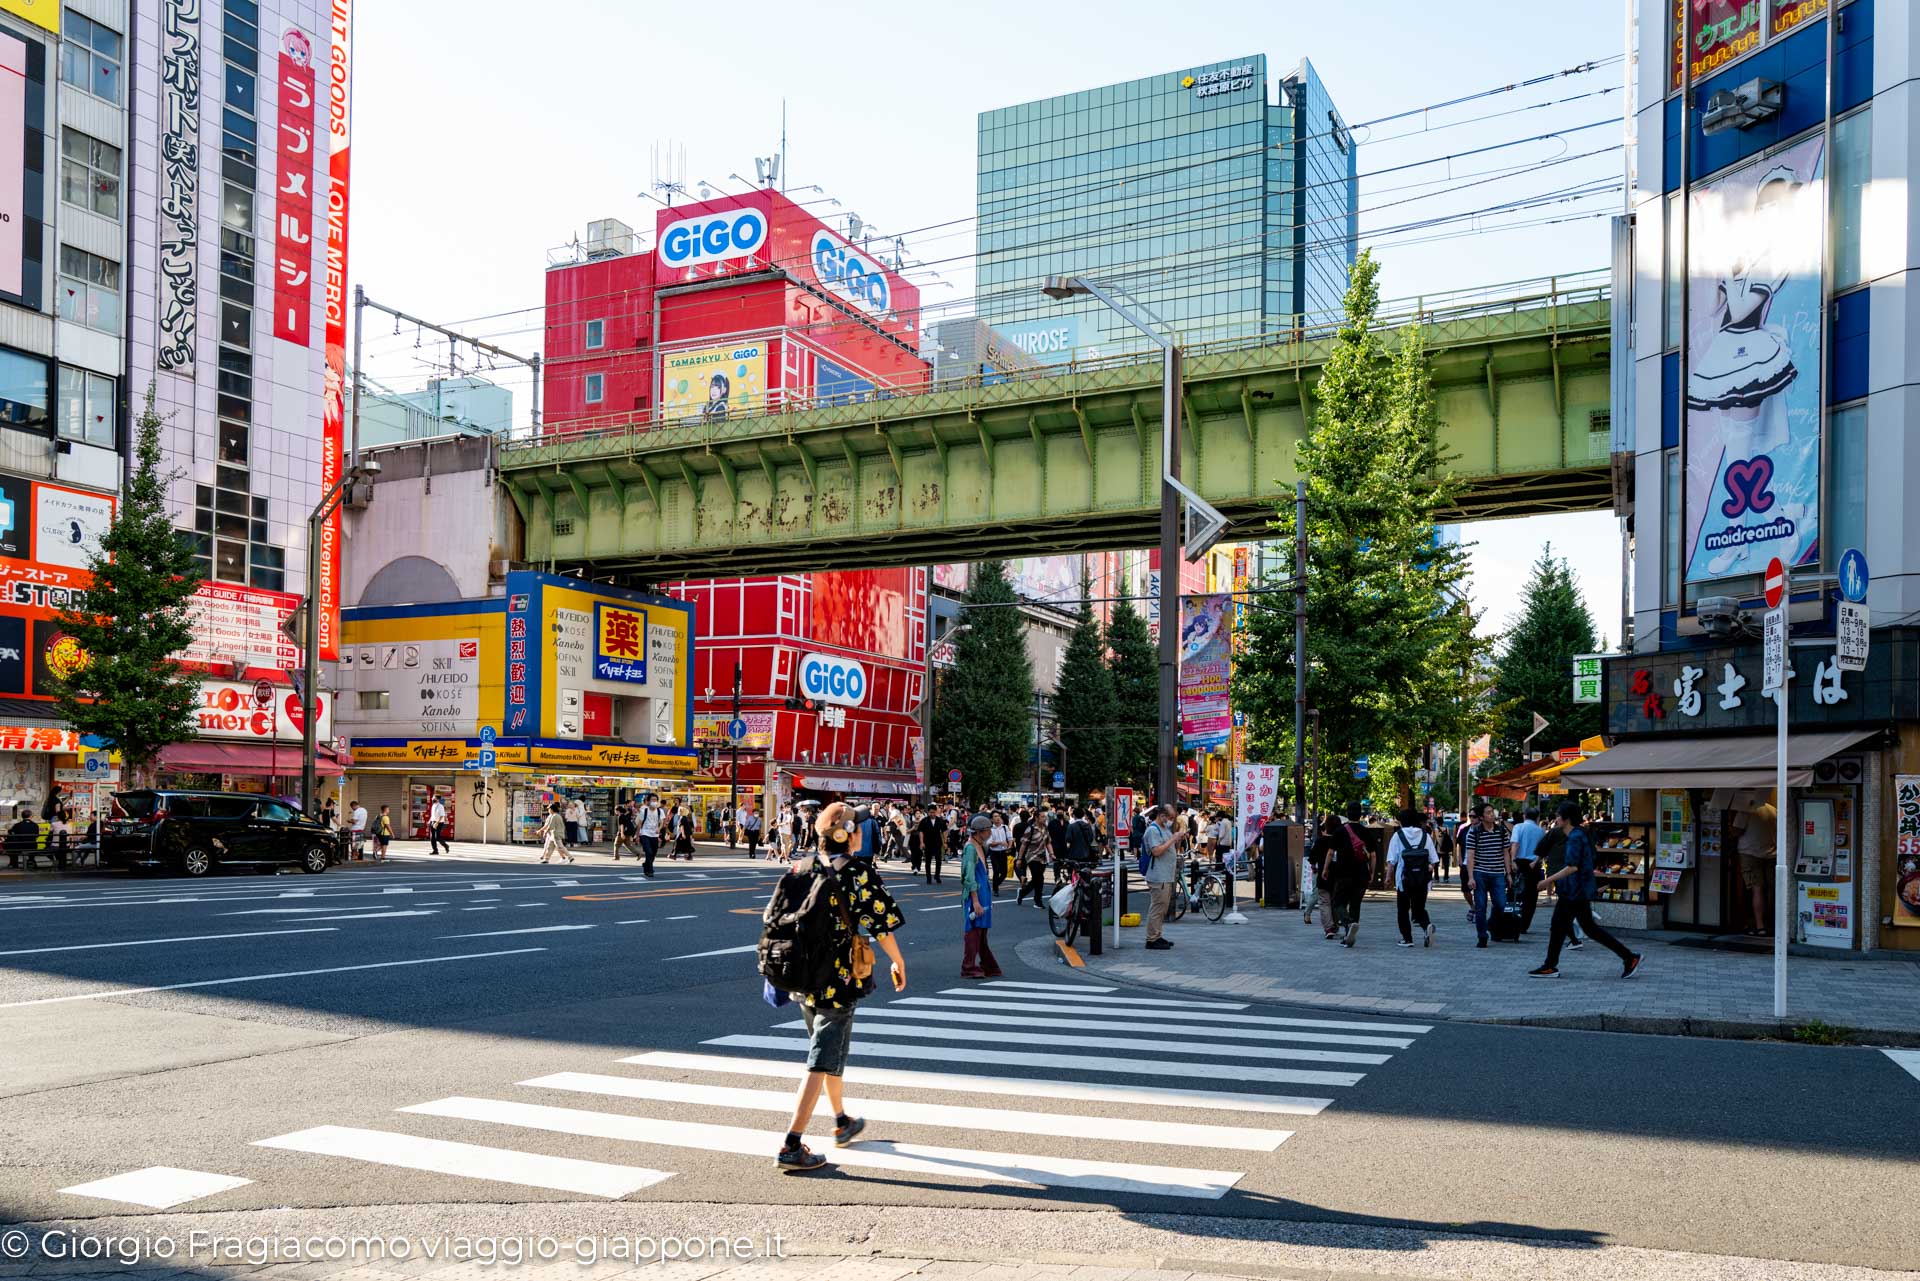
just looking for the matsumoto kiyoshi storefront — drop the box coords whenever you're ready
[335,573,699,843]
[1562,632,1920,953]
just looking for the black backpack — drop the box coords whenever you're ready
[1396,829,1432,877]
[757,862,846,997]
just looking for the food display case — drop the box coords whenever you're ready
[1586,819,1665,929]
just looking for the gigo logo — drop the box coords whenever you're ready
[811,231,891,316]
[658,208,769,269]
[798,651,868,707]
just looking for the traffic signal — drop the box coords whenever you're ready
[783,694,819,713]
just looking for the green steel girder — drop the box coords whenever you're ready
[502,292,1614,581]
[502,483,532,524]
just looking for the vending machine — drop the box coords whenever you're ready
[1793,756,1863,949]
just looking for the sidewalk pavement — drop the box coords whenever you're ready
[1012,881,1920,1045]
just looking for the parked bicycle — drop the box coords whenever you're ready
[1168,854,1230,923]
[1047,859,1110,946]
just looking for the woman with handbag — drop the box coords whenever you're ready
[958,814,1003,979]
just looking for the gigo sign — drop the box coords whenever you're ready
[658,208,768,269]
[798,651,867,707]
[811,231,891,316]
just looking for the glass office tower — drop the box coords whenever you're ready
[977,56,1357,360]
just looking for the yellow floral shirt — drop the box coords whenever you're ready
[796,858,904,1011]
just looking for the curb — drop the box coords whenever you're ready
[1014,934,1920,1048]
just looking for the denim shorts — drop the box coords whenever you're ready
[802,1004,856,1076]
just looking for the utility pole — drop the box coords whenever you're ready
[1292,482,1308,826]
[727,661,742,826]
[1157,344,1183,814]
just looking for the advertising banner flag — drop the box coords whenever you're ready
[1179,594,1232,749]
[1684,133,1825,584]
[315,0,353,662]
[1234,764,1281,857]
[661,343,767,422]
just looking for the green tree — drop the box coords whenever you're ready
[1104,597,1157,792]
[1488,545,1602,767]
[52,386,203,782]
[931,560,1033,806]
[1051,593,1115,796]
[1231,250,1494,808]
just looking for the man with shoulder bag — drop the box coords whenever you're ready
[757,801,907,1172]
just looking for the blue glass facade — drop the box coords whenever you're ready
[976,56,1357,357]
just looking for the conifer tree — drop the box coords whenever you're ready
[1051,591,1116,795]
[1104,597,1158,791]
[931,560,1034,806]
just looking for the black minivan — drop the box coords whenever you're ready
[103,790,343,877]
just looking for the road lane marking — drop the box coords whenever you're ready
[0,927,339,957]
[382,888,414,894]
[664,943,757,960]
[895,996,1434,1035]
[305,910,439,922]
[980,980,1116,993]
[850,1004,1413,1049]
[253,1125,669,1198]
[462,906,499,912]
[60,1167,252,1209]
[620,1051,1330,1116]
[524,1072,1289,1152]
[1886,1049,1920,1083]
[666,914,696,920]
[0,948,547,1008]
[561,886,756,902]
[930,986,1244,1009]
[702,1035,1363,1087]
[516,902,547,907]
[402,1096,1241,1200]
[617,919,649,925]
[440,925,596,939]
[772,1019,1389,1066]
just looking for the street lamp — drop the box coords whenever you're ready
[299,455,380,814]
[1039,276,1227,814]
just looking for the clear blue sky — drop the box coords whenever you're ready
[350,0,1629,636]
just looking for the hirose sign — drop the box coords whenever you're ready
[798,651,867,707]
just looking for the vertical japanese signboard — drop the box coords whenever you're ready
[155,0,200,373]
[317,0,354,663]
[272,27,316,345]
[1894,775,1920,929]
[1572,653,1604,704]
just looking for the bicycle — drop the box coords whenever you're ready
[1168,854,1230,923]
[1047,859,1109,946]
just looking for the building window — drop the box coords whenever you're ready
[1663,448,1680,606]
[1831,108,1871,292]
[584,373,604,404]
[60,130,120,220]
[57,246,121,333]
[1827,403,1866,566]
[59,11,122,104]
[585,318,605,349]
[1664,191,1681,350]
[357,691,389,711]
[0,348,49,432]
[56,366,115,448]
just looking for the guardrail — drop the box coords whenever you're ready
[500,269,1610,455]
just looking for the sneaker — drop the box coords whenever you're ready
[1397,939,1414,948]
[1567,938,1585,950]
[1528,965,1561,978]
[833,1116,867,1146]
[1621,953,1645,980]
[1342,923,1358,947]
[1424,924,1436,947]
[1145,938,1172,950]
[1476,939,1488,949]
[1324,931,1340,940]
[776,1142,827,1171]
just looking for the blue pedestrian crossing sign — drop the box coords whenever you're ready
[480,725,496,745]
[726,717,748,744]
[1838,548,1869,603]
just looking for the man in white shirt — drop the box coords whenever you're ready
[638,795,663,877]
[350,800,369,860]
[426,794,447,856]
[1141,804,1186,950]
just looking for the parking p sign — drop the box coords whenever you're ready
[1572,654,1604,705]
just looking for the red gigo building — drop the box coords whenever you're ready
[541,189,932,815]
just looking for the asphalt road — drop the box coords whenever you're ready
[0,841,1914,1274]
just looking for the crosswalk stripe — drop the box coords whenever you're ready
[401,1096,1243,1200]
[850,1004,1412,1049]
[524,1072,1289,1152]
[980,980,1116,993]
[702,1035,1364,1087]
[934,987,1245,1010]
[621,1050,1330,1115]
[60,1166,252,1209]
[895,995,1433,1035]
[772,1019,1389,1066]
[253,1125,671,1198]
[1885,1049,1920,1083]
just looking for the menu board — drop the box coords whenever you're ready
[1656,791,1694,868]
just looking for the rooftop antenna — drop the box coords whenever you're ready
[650,140,688,207]
[780,98,787,192]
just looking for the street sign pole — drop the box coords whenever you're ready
[1763,556,1789,1019]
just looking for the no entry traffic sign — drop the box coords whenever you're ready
[1763,557,1787,610]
